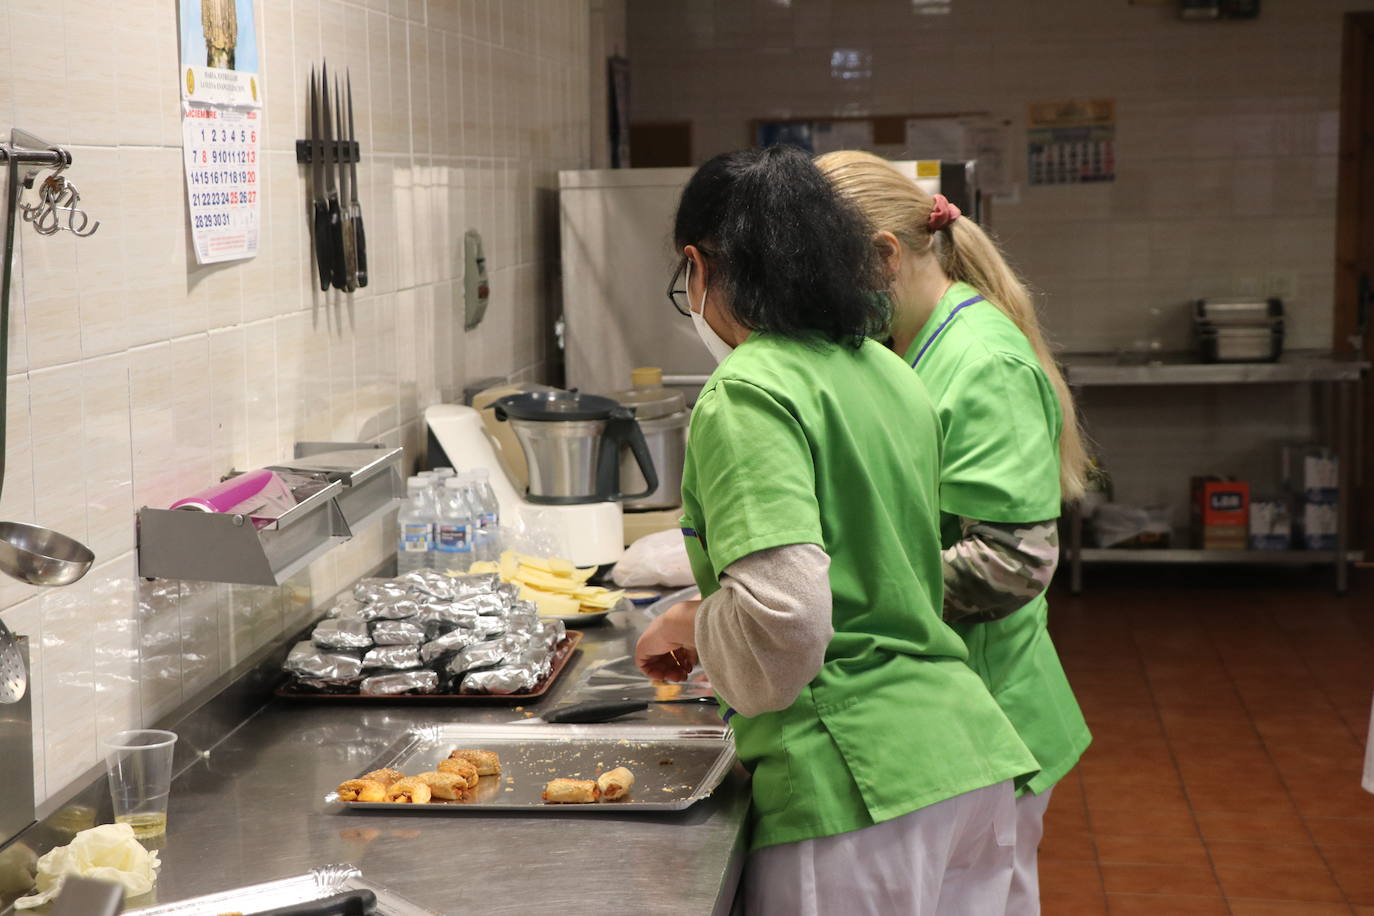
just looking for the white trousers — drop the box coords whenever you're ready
[741,780,1017,916]
[1006,788,1053,916]
[1363,692,1374,795]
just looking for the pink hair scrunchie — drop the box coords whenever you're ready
[927,193,961,232]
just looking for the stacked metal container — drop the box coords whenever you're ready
[1193,297,1285,363]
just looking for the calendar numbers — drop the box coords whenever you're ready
[183,106,260,263]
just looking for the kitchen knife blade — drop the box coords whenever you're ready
[335,74,358,292]
[346,69,367,288]
[510,699,649,724]
[309,69,332,292]
[321,61,344,291]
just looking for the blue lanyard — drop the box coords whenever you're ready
[910,294,985,368]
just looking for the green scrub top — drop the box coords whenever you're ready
[680,332,1038,851]
[904,281,1092,795]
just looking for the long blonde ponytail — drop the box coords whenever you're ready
[816,150,1090,502]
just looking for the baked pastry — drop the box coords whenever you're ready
[596,766,635,801]
[414,771,467,801]
[448,749,501,776]
[436,757,479,788]
[362,767,405,786]
[386,777,432,804]
[336,778,386,803]
[542,778,600,804]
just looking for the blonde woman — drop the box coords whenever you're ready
[818,150,1092,915]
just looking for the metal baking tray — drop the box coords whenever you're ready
[327,723,736,813]
[124,864,438,915]
[275,631,583,705]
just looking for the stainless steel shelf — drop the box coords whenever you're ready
[1063,349,1370,387]
[1077,548,1365,566]
[1064,350,1367,594]
[137,443,402,586]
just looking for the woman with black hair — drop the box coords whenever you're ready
[635,145,1038,915]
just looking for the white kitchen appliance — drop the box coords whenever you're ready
[557,160,978,398]
[424,404,627,568]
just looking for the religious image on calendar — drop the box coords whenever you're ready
[179,0,262,108]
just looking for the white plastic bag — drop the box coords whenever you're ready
[1090,503,1173,549]
[611,528,695,588]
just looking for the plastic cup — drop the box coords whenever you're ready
[103,729,177,840]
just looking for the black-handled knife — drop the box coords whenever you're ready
[346,69,367,288]
[248,889,379,916]
[309,68,332,292]
[321,61,344,291]
[511,699,649,724]
[335,74,357,292]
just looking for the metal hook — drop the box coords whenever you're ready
[19,171,99,237]
[21,174,63,235]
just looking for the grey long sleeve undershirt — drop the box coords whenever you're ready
[693,543,834,719]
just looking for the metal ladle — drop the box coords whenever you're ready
[0,129,97,702]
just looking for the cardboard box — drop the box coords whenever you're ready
[1191,478,1250,550]
[1249,499,1291,551]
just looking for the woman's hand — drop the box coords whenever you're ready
[635,600,701,682]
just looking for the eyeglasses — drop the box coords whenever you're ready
[666,258,690,317]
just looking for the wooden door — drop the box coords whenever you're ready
[1334,12,1374,558]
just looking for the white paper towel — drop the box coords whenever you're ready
[14,823,159,908]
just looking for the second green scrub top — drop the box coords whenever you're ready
[904,281,1092,794]
[680,332,1037,851]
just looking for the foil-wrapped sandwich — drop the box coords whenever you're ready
[370,619,426,646]
[311,618,373,651]
[361,645,422,670]
[420,628,482,665]
[448,572,501,599]
[290,677,365,694]
[366,596,422,620]
[354,578,410,603]
[398,569,457,600]
[445,641,506,676]
[360,670,439,696]
[324,595,365,619]
[285,642,363,679]
[462,665,540,694]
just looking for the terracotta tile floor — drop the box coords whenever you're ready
[1039,578,1374,915]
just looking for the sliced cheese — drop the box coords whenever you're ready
[519,586,582,616]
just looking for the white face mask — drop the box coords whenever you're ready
[686,260,735,364]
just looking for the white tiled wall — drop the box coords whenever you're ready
[0,0,598,806]
[627,0,1362,520]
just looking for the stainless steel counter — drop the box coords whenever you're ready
[32,607,749,915]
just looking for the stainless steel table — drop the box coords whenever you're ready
[58,608,748,915]
[1063,350,1369,593]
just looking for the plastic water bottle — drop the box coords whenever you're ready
[434,477,474,570]
[471,468,500,530]
[468,468,501,559]
[398,477,435,574]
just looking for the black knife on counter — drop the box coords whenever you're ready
[321,61,345,291]
[309,68,332,292]
[334,74,357,292]
[346,69,367,288]
[509,697,715,725]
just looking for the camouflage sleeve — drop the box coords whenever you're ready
[941,518,1059,624]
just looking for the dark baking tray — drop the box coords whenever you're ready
[273,630,583,705]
